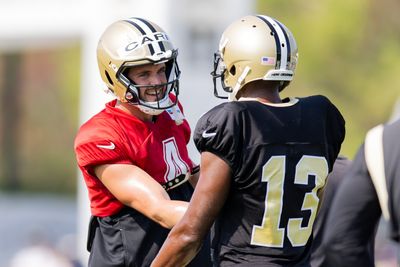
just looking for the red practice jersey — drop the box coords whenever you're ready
[74,98,193,217]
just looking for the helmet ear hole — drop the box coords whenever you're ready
[105,71,114,85]
[229,65,236,76]
[125,91,139,103]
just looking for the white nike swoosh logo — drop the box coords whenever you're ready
[202,130,216,138]
[96,142,116,150]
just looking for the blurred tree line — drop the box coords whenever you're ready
[0,45,80,194]
[0,0,399,194]
[259,0,400,156]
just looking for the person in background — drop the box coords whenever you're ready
[151,14,345,267]
[323,118,400,267]
[310,155,355,267]
[74,17,210,267]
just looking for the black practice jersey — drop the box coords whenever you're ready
[323,118,400,267]
[310,156,352,267]
[194,96,345,266]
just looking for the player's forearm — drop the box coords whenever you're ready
[151,231,202,267]
[152,200,188,229]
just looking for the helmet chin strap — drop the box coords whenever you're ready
[138,105,164,116]
[229,66,251,101]
[166,104,184,125]
[138,95,171,115]
[138,97,184,125]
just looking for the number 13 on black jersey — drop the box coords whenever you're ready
[251,155,328,248]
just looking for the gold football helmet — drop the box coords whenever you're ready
[97,17,180,115]
[211,15,298,101]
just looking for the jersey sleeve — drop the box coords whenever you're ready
[74,121,131,169]
[312,95,346,170]
[325,97,346,157]
[193,104,242,173]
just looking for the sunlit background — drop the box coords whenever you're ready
[0,0,399,266]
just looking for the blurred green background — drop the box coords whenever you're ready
[259,0,400,155]
[0,0,399,194]
[0,45,81,194]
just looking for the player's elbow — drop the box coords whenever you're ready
[170,228,203,253]
[149,201,187,229]
[152,212,174,229]
[144,207,172,228]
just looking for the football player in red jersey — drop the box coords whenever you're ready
[74,17,210,267]
[152,14,345,267]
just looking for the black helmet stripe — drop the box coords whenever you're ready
[274,20,291,66]
[256,15,289,70]
[134,17,166,52]
[124,18,155,55]
[256,15,281,69]
[126,17,165,54]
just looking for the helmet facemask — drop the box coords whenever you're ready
[211,52,231,99]
[118,53,181,115]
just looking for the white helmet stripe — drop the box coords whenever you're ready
[124,18,156,55]
[134,17,166,52]
[125,18,163,55]
[274,20,291,66]
[257,15,289,70]
[256,15,281,68]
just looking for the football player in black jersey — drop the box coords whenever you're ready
[310,156,357,267]
[323,118,400,267]
[152,14,345,267]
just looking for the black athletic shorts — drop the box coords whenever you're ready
[87,207,211,267]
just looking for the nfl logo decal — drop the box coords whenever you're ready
[261,56,275,65]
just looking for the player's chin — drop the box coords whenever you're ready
[144,95,162,102]
[145,89,166,102]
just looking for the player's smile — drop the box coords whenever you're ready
[126,62,168,103]
[143,87,166,101]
